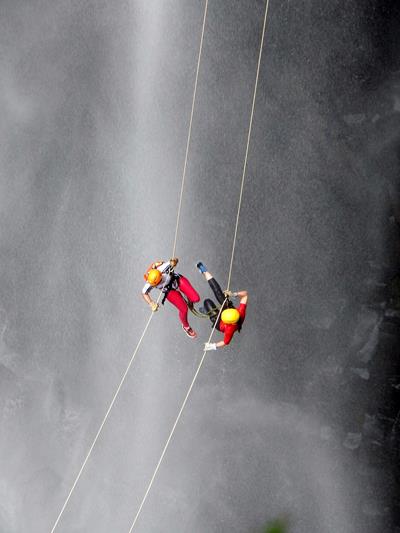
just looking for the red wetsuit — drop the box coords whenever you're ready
[143,262,200,328]
[166,276,200,328]
[218,303,247,345]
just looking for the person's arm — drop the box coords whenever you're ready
[204,340,225,351]
[235,290,248,305]
[224,289,248,305]
[142,287,159,311]
[142,292,152,305]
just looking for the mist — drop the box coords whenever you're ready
[1,1,399,532]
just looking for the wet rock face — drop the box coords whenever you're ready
[343,432,362,450]
[1,0,400,531]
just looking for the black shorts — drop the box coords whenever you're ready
[203,278,234,329]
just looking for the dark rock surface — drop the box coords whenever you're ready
[1,0,400,531]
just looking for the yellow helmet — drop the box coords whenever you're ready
[147,269,162,286]
[221,308,240,325]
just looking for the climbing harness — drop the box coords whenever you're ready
[185,297,213,319]
[160,270,181,305]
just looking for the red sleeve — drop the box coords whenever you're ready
[238,303,247,322]
[223,325,235,345]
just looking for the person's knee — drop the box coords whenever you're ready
[179,277,200,303]
[204,298,216,312]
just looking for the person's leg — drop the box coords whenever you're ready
[178,276,200,303]
[208,277,226,305]
[166,290,190,328]
[204,298,217,314]
[197,262,225,304]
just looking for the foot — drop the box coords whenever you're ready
[196,261,207,274]
[182,325,197,338]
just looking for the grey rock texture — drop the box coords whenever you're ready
[1,0,400,532]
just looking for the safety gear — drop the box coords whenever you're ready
[224,290,239,298]
[144,261,164,281]
[204,342,217,351]
[161,271,181,305]
[150,302,159,312]
[146,269,162,286]
[196,261,207,274]
[186,302,211,319]
[182,325,197,338]
[221,308,240,324]
[170,257,179,267]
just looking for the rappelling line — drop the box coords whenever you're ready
[127,1,270,529]
[127,301,227,532]
[48,2,209,531]
[172,0,208,258]
[49,311,155,533]
[226,0,270,291]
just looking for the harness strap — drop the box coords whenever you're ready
[161,271,180,305]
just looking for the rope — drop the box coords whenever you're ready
[127,300,227,532]
[48,1,209,529]
[127,1,271,528]
[172,0,208,258]
[49,308,156,533]
[185,296,213,319]
[226,0,270,291]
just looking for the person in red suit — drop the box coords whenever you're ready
[196,261,248,350]
[142,258,199,338]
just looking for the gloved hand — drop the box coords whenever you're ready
[170,257,179,268]
[223,290,237,298]
[204,342,217,351]
[150,301,159,312]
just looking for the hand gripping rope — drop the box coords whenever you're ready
[48,2,209,531]
[127,0,271,530]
